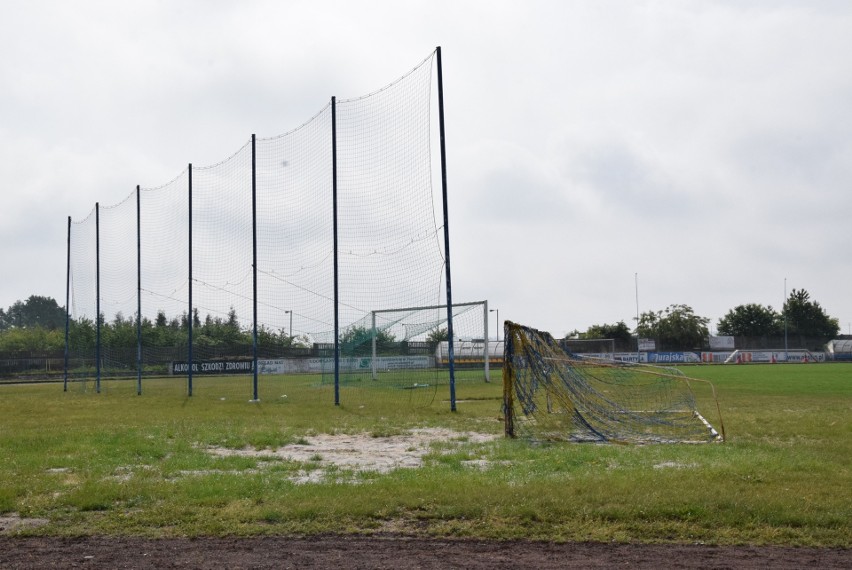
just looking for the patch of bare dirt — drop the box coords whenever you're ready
[0,514,49,535]
[205,428,499,482]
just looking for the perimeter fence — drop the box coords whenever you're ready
[65,48,480,409]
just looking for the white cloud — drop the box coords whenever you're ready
[1,0,851,337]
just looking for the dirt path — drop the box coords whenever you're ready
[1,536,850,569]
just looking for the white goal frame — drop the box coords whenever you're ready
[370,300,491,380]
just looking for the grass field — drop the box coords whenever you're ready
[0,363,849,546]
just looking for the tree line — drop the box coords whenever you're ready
[0,295,450,354]
[567,289,839,350]
[2,289,840,353]
[0,296,307,353]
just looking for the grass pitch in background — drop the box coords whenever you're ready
[0,364,849,546]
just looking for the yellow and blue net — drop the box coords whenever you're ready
[503,321,724,443]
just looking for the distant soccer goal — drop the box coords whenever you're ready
[560,338,616,358]
[503,321,724,443]
[321,301,491,408]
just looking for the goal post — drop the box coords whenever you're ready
[319,300,491,409]
[369,300,491,381]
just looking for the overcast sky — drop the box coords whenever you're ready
[2,0,851,338]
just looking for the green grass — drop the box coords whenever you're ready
[0,364,850,546]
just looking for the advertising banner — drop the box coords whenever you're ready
[256,356,433,375]
[730,351,824,363]
[646,352,702,364]
[171,359,254,375]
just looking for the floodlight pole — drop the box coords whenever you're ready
[635,272,640,362]
[489,309,499,341]
[371,311,378,380]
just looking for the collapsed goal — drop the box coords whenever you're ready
[503,321,724,443]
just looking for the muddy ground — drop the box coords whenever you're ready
[1,535,850,569]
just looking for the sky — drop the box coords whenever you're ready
[2,0,851,339]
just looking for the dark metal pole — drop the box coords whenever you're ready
[251,134,259,401]
[95,202,101,394]
[331,96,340,406]
[187,164,193,397]
[503,322,515,437]
[436,46,456,411]
[136,185,142,395]
[64,216,71,392]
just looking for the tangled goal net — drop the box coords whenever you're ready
[503,321,724,443]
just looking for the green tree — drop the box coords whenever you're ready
[582,321,632,342]
[102,312,137,348]
[256,324,309,350]
[1,296,66,330]
[636,304,709,350]
[426,327,448,350]
[68,317,96,349]
[222,308,245,344]
[783,289,838,340]
[717,304,782,337]
[340,325,397,355]
[192,308,251,348]
[0,326,64,352]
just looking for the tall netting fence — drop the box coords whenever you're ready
[187,140,255,398]
[67,206,98,391]
[503,321,725,443]
[98,193,139,393]
[320,55,446,408]
[252,107,336,404]
[138,171,191,396]
[65,49,479,406]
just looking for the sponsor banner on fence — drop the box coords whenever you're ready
[171,359,254,375]
[257,356,433,375]
[607,351,826,365]
[638,338,656,351]
[646,352,702,364]
[613,353,641,363]
[257,358,324,375]
[730,350,824,363]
